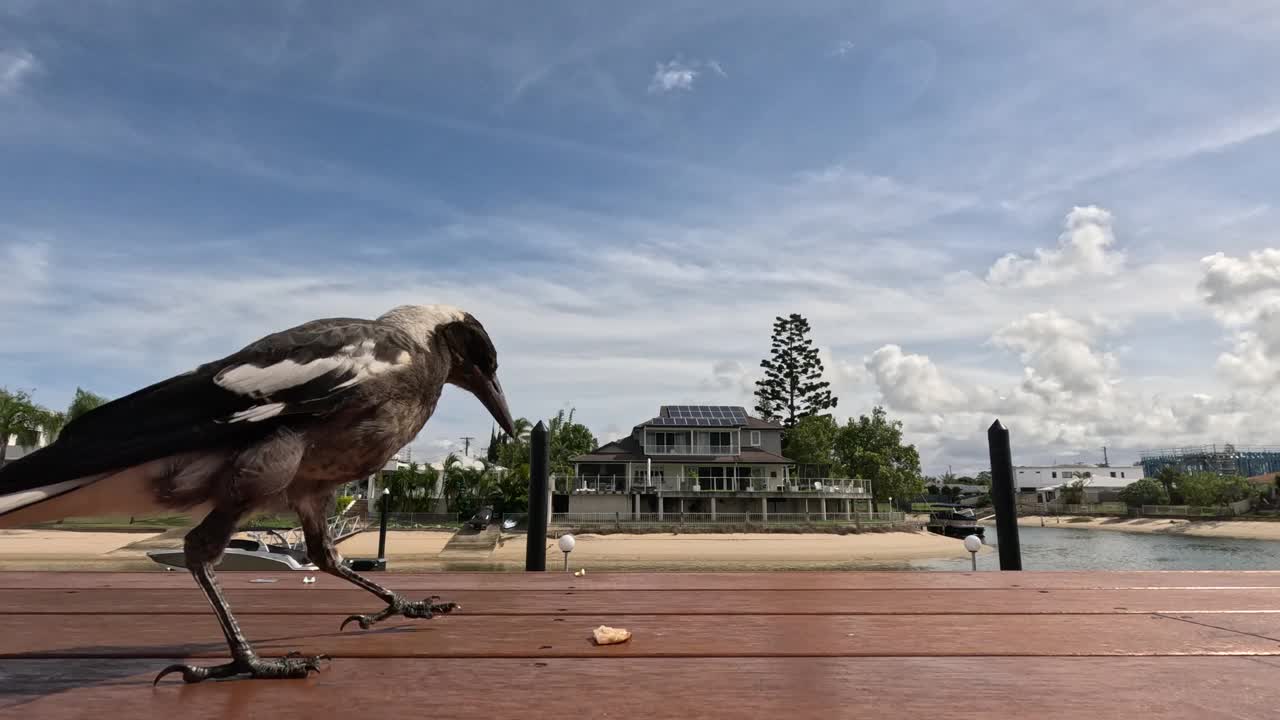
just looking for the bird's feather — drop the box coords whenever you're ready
[0,318,418,507]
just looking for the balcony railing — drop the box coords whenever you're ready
[553,475,872,497]
[643,444,739,456]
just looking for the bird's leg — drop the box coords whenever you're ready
[154,507,327,684]
[296,495,458,631]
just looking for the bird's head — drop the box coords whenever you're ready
[378,304,515,436]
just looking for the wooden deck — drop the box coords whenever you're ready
[3,570,1280,718]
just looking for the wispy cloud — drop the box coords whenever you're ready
[648,59,698,93]
[647,57,726,94]
[0,49,38,96]
[830,40,855,57]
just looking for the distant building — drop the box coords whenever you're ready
[1141,445,1280,479]
[1014,463,1144,504]
[564,405,872,520]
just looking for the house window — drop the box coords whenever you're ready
[1110,471,1116,478]
[1052,472,1057,479]
[1121,472,1125,478]
[749,431,761,446]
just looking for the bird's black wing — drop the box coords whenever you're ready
[0,318,420,494]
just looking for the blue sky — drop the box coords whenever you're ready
[4,1,1280,474]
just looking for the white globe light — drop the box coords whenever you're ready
[963,535,982,553]
[558,534,576,553]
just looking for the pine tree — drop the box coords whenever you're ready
[753,313,837,428]
[485,425,500,464]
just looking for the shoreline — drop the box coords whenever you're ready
[0,528,981,572]
[990,515,1280,542]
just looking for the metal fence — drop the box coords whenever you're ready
[552,474,873,496]
[549,511,907,528]
[1021,499,1254,518]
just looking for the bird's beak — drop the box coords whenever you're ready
[474,372,515,437]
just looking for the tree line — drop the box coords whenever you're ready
[1118,467,1259,508]
[753,314,925,505]
[0,387,108,462]
[374,408,597,517]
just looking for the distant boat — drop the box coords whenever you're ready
[148,536,318,572]
[925,505,985,540]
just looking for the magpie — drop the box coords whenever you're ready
[0,304,515,683]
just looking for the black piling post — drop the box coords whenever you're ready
[987,419,1022,570]
[376,487,390,569]
[526,420,549,571]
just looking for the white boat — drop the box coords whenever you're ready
[147,505,368,572]
[148,536,318,572]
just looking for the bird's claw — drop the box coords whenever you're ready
[340,595,460,631]
[153,653,327,685]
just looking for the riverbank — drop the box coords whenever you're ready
[992,515,1280,541]
[0,528,979,571]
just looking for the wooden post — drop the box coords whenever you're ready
[526,421,549,572]
[988,419,1022,571]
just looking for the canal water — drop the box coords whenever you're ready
[911,524,1280,571]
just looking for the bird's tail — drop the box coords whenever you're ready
[0,443,122,527]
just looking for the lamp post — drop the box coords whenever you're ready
[377,487,390,565]
[558,533,576,572]
[963,534,982,572]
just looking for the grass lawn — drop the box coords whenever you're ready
[32,513,301,532]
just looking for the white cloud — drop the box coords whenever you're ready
[987,205,1125,288]
[1199,248,1280,309]
[1200,248,1280,387]
[865,345,968,412]
[0,49,38,96]
[648,59,698,93]
[647,58,725,94]
[831,40,856,57]
[991,311,1115,396]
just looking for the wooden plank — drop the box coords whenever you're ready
[5,587,1280,615]
[1160,612,1280,642]
[7,570,1280,591]
[0,612,1273,658]
[2,657,1276,720]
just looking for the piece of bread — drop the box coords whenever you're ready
[592,625,631,645]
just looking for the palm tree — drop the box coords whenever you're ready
[0,389,44,463]
[32,387,112,444]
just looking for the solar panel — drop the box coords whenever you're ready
[653,405,749,426]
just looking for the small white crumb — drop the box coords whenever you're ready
[302,576,317,584]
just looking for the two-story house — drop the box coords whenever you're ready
[563,405,872,521]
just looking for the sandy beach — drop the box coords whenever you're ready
[1000,515,1280,541]
[0,528,977,571]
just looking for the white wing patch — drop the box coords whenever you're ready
[229,402,286,423]
[0,477,99,516]
[215,340,411,399]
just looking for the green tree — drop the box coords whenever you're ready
[485,425,500,464]
[380,462,441,512]
[975,470,992,486]
[1154,466,1184,504]
[1118,478,1170,508]
[0,388,44,463]
[1178,473,1255,507]
[1059,479,1088,504]
[753,313,837,428]
[832,406,923,504]
[783,413,842,475]
[548,408,596,478]
[40,387,110,442]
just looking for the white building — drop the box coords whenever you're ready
[1015,464,1145,503]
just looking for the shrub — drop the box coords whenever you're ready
[1119,478,1170,508]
